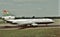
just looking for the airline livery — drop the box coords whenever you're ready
[1,10,54,26]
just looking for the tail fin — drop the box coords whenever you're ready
[2,10,15,20]
[3,9,9,16]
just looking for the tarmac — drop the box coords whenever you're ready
[0,23,60,30]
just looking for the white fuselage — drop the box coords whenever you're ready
[6,18,54,26]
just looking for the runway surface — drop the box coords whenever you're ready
[0,23,60,30]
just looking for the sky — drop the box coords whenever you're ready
[0,0,58,17]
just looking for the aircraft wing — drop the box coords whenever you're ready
[16,21,39,26]
[16,21,32,25]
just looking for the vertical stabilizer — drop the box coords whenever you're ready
[2,9,15,20]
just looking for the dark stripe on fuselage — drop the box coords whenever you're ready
[35,22,54,24]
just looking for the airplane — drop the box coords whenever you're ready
[1,9,54,27]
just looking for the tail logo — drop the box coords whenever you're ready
[3,9,9,14]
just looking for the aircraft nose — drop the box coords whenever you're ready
[48,19,54,23]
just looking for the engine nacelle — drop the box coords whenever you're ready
[32,23,38,26]
[2,16,15,20]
